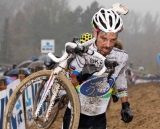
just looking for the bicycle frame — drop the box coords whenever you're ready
[34,38,109,121]
[34,55,72,120]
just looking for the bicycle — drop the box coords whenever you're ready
[3,37,118,129]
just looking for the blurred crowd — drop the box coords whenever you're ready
[0,54,57,90]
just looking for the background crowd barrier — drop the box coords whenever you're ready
[0,79,42,129]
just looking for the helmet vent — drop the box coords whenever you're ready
[115,19,120,29]
[109,16,113,27]
[99,17,107,29]
[111,10,117,20]
[100,9,105,13]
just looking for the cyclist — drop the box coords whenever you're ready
[63,6,133,129]
[77,32,122,103]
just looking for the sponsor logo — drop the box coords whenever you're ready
[90,58,103,67]
[80,76,115,97]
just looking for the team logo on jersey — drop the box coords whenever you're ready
[80,76,115,97]
[90,58,103,67]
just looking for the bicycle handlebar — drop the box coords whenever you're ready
[48,38,96,63]
[48,37,117,76]
[48,42,77,62]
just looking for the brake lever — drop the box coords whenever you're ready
[74,45,85,53]
[107,66,115,81]
[66,45,75,54]
[104,59,119,81]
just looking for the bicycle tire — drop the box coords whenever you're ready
[3,70,80,129]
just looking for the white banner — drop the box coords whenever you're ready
[24,82,42,127]
[0,79,48,129]
[0,79,26,129]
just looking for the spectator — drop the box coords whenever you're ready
[3,67,11,76]
[12,64,17,69]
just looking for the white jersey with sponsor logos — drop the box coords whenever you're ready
[68,42,128,116]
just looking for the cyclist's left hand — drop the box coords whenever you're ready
[121,102,133,123]
[112,95,119,103]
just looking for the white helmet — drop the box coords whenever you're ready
[91,8,123,33]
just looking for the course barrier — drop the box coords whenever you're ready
[0,79,42,129]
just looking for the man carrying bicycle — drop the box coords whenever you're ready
[73,32,123,104]
[63,4,133,129]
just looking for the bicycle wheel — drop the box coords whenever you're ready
[3,70,80,129]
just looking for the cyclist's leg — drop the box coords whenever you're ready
[63,107,106,129]
[78,113,106,129]
[63,107,72,129]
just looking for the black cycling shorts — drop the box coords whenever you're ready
[63,107,106,129]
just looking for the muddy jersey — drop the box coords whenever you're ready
[68,42,128,116]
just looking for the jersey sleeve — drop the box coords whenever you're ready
[115,66,128,97]
[112,52,128,97]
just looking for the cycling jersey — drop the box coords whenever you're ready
[68,42,128,116]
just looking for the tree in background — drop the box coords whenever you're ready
[1,18,10,62]
[0,0,160,73]
[81,1,102,32]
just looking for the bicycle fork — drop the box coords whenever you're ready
[34,73,57,118]
[44,82,60,121]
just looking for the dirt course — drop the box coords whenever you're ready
[106,82,160,129]
[50,82,160,129]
